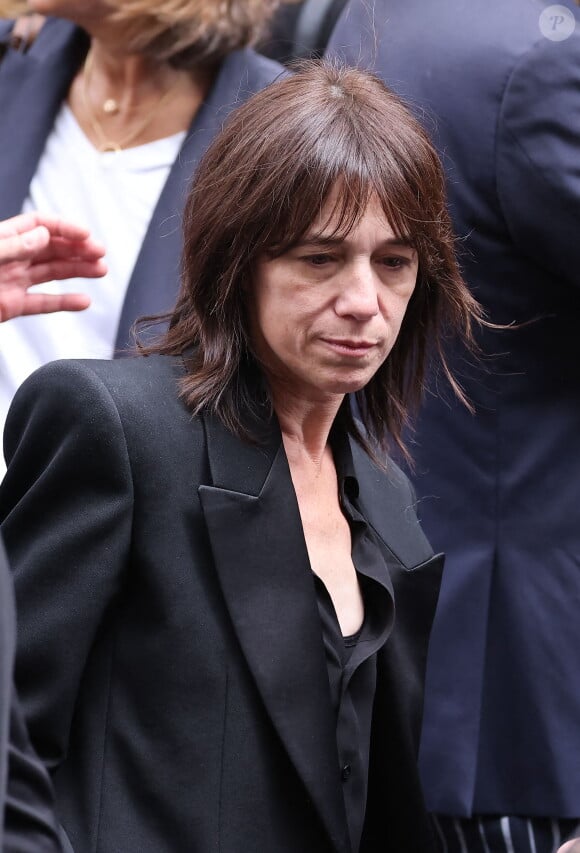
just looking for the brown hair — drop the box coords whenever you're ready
[107,0,292,70]
[142,63,483,460]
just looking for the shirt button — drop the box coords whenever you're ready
[341,764,352,781]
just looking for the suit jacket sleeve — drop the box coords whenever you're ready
[1,541,62,851]
[496,32,580,288]
[4,693,63,853]
[0,360,134,773]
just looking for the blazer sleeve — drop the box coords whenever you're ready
[4,692,64,853]
[496,32,580,288]
[0,360,134,773]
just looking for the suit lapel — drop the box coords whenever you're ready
[198,413,350,853]
[0,19,87,220]
[351,438,443,729]
[349,438,435,567]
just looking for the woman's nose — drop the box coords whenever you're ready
[334,263,380,320]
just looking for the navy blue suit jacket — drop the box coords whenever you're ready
[328,0,580,817]
[0,17,282,352]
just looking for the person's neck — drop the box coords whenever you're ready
[84,41,196,112]
[68,36,214,151]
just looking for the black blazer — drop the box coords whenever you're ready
[0,18,283,352]
[0,539,62,852]
[0,355,442,852]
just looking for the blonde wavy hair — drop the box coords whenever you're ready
[107,0,292,69]
[0,0,27,16]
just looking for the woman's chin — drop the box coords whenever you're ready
[321,377,373,396]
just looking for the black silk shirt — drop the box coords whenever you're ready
[314,434,394,853]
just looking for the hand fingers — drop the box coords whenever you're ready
[17,292,92,317]
[0,226,50,264]
[0,258,107,289]
[0,213,41,239]
[33,235,106,263]
[25,259,108,285]
[0,212,91,243]
[41,217,93,242]
[0,213,106,251]
[0,291,92,322]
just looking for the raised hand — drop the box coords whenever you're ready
[0,212,107,322]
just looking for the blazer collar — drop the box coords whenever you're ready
[199,411,351,853]
[349,439,435,570]
[0,19,88,221]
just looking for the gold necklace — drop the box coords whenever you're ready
[81,49,178,153]
[103,97,119,116]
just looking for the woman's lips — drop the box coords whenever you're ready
[322,338,377,357]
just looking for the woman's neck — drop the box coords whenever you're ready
[274,391,345,472]
[82,42,197,110]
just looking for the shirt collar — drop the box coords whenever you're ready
[330,426,360,504]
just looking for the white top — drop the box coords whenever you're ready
[0,103,186,474]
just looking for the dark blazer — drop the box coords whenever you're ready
[328,0,580,818]
[0,355,442,852]
[0,539,63,852]
[260,0,349,62]
[0,18,283,352]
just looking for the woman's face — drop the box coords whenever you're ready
[249,189,419,407]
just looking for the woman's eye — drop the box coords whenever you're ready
[304,254,334,266]
[381,256,409,269]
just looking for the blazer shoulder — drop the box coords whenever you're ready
[6,355,187,440]
[3,355,200,493]
[0,19,12,41]
[241,46,286,81]
[12,352,176,392]
[495,26,580,284]
[0,15,81,65]
[222,47,286,96]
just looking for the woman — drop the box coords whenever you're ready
[1,65,481,852]
[0,0,284,453]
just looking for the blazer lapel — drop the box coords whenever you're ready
[349,438,435,566]
[351,438,444,741]
[0,19,87,220]
[198,413,350,853]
